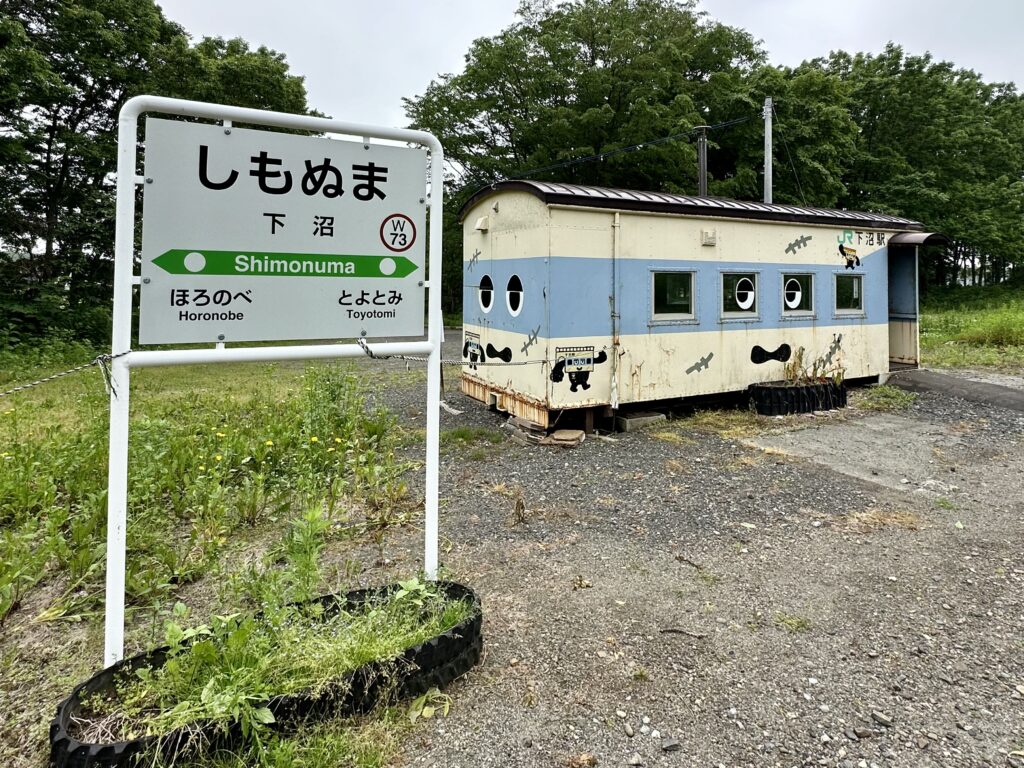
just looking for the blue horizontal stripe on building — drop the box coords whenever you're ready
[463,251,886,338]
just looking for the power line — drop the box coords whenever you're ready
[773,104,806,206]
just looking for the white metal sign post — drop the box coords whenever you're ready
[105,96,443,667]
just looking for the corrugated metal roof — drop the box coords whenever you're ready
[460,180,925,231]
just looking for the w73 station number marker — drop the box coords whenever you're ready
[380,213,416,253]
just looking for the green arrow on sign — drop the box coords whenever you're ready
[152,249,418,279]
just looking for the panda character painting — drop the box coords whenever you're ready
[550,346,608,392]
[462,331,485,370]
[462,332,513,370]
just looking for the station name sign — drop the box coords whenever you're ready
[138,118,427,344]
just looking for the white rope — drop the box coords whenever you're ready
[0,350,132,399]
[356,337,548,367]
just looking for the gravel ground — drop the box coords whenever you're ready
[5,342,1021,768]
[363,343,1024,768]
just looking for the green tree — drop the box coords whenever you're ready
[702,62,857,207]
[822,45,1024,286]
[0,0,312,344]
[407,0,763,193]
[404,0,860,311]
[148,36,310,114]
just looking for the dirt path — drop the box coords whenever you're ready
[377,371,1024,768]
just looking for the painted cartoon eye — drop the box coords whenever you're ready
[784,278,803,309]
[734,277,756,311]
[505,274,523,317]
[478,274,493,313]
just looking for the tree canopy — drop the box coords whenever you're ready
[823,45,1024,286]
[405,0,767,194]
[0,0,311,343]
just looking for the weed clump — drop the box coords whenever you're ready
[0,364,409,622]
[75,579,474,758]
[774,613,811,633]
[856,384,918,411]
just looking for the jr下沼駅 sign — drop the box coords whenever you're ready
[138,118,427,343]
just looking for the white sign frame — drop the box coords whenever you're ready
[105,96,444,667]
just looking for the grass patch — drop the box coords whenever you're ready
[774,613,811,633]
[840,507,921,533]
[956,310,1024,346]
[0,336,101,386]
[0,360,410,623]
[200,709,412,768]
[398,427,427,445]
[921,284,1024,370]
[648,430,695,445]
[439,425,504,448]
[678,408,768,439]
[856,384,918,411]
[0,348,438,767]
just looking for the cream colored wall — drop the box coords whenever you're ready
[463,191,551,242]
[461,192,553,405]
[461,324,552,403]
[550,206,882,264]
[613,324,887,406]
[461,323,886,411]
[548,208,615,258]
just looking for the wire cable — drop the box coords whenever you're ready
[773,104,806,206]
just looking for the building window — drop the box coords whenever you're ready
[835,274,863,312]
[478,274,493,312]
[652,272,694,318]
[505,274,524,317]
[783,274,813,313]
[722,273,757,314]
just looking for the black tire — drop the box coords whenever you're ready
[751,382,847,416]
[49,581,482,768]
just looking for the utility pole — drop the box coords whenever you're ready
[697,126,708,196]
[763,97,773,204]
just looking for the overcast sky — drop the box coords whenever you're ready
[158,0,1023,128]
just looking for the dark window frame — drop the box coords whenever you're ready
[834,273,864,314]
[782,273,814,315]
[651,270,696,321]
[721,271,759,317]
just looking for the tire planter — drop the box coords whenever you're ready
[750,380,847,416]
[49,581,482,768]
